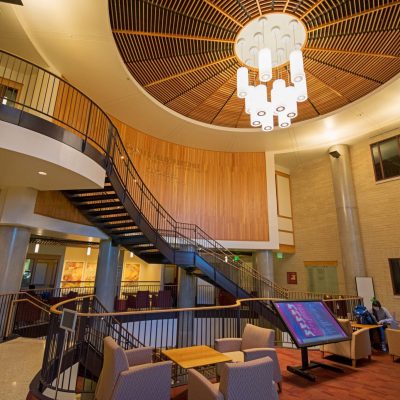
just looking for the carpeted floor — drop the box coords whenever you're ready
[171,347,400,400]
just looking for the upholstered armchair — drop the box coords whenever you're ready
[321,319,371,367]
[187,356,278,400]
[386,328,400,361]
[95,336,172,400]
[214,324,282,391]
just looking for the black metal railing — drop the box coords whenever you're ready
[0,291,50,340]
[0,48,287,305]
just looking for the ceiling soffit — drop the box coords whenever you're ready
[108,0,400,129]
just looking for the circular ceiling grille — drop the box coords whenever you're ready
[109,0,400,129]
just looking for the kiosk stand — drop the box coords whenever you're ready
[272,300,351,382]
[287,347,343,381]
[54,308,78,399]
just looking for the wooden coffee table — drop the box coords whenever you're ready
[162,345,232,369]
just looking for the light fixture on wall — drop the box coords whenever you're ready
[86,246,91,256]
[235,14,307,132]
[130,252,134,258]
[34,243,40,253]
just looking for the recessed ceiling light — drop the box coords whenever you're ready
[38,171,47,175]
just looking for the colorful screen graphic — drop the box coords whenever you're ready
[273,300,350,348]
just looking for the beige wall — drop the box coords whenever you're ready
[274,156,345,294]
[276,134,400,316]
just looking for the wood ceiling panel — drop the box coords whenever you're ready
[109,0,400,129]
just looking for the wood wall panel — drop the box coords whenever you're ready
[34,191,91,226]
[110,116,268,241]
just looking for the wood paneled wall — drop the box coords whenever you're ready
[34,191,91,226]
[111,116,268,241]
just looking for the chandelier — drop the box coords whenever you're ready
[236,14,308,132]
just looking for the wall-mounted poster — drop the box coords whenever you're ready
[287,272,298,284]
[83,262,97,283]
[62,261,84,282]
[122,263,140,282]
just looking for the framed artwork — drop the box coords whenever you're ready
[62,261,84,282]
[122,263,140,282]
[287,271,297,284]
[83,262,97,282]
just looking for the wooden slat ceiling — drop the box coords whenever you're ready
[109,0,400,128]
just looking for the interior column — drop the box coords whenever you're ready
[95,239,121,311]
[0,225,31,294]
[177,267,196,347]
[329,144,367,294]
[253,250,275,282]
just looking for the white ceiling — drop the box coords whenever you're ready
[2,0,400,169]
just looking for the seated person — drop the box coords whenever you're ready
[370,299,398,351]
[371,300,398,329]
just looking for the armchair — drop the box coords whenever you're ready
[187,356,278,400]
[386,328,400,361]
[95,336,172,400]
[321,319,371,367]
[214,324,282,391]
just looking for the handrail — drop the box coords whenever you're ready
[49,294,363,318]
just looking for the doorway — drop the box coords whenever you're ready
[21,254,60,289]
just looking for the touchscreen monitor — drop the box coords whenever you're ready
[272,300,350,348]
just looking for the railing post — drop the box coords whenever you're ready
[82,101,92,153]
[123,160,129,203]
[105,124,115,172]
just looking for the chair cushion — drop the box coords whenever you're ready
[241,324,273,350]
[223,351,244,363]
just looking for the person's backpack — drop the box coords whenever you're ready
[354,305,377,325]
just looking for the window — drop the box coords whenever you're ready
[371,135,400,181]
[389,258,400,295]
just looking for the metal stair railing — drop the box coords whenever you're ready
[1,49,287,306]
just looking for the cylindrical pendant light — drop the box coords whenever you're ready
[278,113,291,128]
[294,79,308,102]
[34,243,40,253]
[258,48,272,82]
[237,67,249,98]
[286,86,298,118]
[250,110,262,127]
[87,246,91,256]
[261,106,274,132]
[254,84,268,116]
[245,86,255,114]
[271,79,287,113]
[289,50,305,83]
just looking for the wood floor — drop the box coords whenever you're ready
[171,347,400,400]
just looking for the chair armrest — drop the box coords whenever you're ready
[114,361,172,400]
[351,328,371,359]
[125,346,153,366]
[215,338,242,353]
[243,349,282,384]
[188,369,223,400]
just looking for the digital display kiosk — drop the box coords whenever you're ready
[272,300,350,381]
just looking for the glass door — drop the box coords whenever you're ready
[21,255,60,289]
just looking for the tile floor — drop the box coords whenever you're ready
[0,337,45,400]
